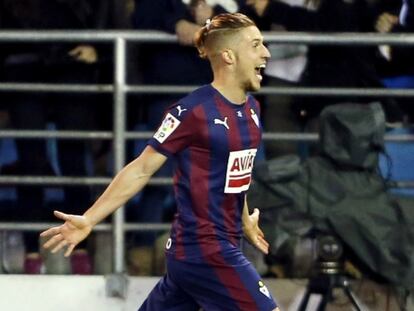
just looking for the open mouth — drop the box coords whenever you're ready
[255,64,266,81]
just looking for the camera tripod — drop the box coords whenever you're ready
[298,260,364,311]
[298,234,365,311]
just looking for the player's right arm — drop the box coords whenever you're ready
[40,145,167,257]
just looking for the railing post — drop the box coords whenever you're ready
[113,37,127,273]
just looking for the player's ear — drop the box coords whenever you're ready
[222,49,235,64]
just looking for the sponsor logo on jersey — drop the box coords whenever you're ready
[153,113,180,143]
[250,108,259,127]
[224,149,257,193]
[258,280,271,299]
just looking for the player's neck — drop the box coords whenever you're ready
[211,80,246,105]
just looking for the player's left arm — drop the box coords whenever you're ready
[242,196,269,254]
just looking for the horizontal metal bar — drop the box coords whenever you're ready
[0,130,113,139]
[1,130,413,142]
[127,131,414,142]
[384,134,414,142]
[263,132,318,141]
[1,31,414,45]
[0,174,411,188]
[389,181,414,188]
[0,222,170,232]
[2,83,414,97]
[0,82,113,93]
[126,85,195,94]
[125,131,153,139]
[0,222,111,231]
[264,32,414,46]
[0,30,177,43]
[0,176,111,185]
[128,85,414,97]
[124,223,171,231]
[0,176,173,186]
[257,86,414,97]
[260,132,414,142]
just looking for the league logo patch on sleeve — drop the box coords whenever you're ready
[153,113,181,143]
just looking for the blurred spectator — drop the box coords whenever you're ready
[374,1,414,197]
[375,0,414,122]
[0,0,113,262]
[400,0,414,28]
[247,0,404,135]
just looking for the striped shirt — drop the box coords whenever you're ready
[148,84,262,261]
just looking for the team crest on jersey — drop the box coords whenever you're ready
[250,109,259,128]
[224,149,257,193]
[258,280,271,299]
[153,113,180,143]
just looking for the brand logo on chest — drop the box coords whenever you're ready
[214,117,229,130]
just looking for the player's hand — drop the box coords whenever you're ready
[175,19,201,46]
[375,12,398,33]
[243,208,269,254]
[191,0,213,26]
[246,0,269,17]
[68,45,98,64]
[40,211,93,257]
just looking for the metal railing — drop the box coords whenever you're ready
[1,31,414,272]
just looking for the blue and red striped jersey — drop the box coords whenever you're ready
[148,84,262,261]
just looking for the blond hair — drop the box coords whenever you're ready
[194,13,256,59]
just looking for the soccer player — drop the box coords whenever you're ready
[40,12,279,311]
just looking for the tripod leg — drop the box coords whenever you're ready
[298,288,312,311]
[317,289,331,311]
[298,282,329,311]
[342,281,363,311]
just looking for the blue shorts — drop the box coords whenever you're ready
[138,248,278,311]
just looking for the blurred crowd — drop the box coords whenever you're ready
[0,0,413,276]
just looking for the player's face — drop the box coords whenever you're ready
[233,26,271,92]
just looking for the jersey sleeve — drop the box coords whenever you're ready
[147,102,195,157]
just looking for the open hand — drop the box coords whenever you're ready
[40,211,93,257]
[243,208,269,254]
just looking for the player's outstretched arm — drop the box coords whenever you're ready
[40,146,167,256]
[242,197,269,255]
